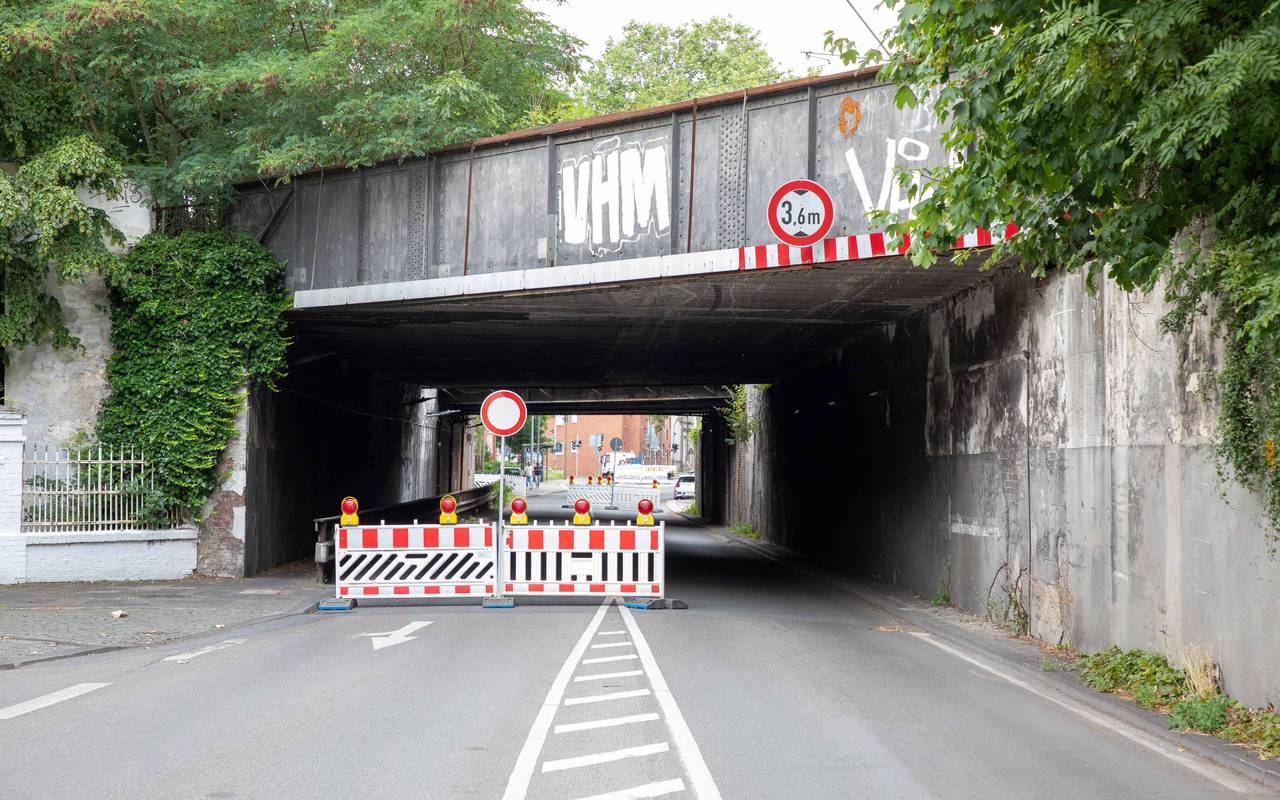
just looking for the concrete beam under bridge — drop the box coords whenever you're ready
[436,385,727,415]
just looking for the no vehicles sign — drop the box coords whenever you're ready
[767,179,834,247]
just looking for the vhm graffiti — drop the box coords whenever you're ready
[560,136,671,256]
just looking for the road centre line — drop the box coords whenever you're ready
[501,600,612,800]
[582,654,639,664]
[0,683,110,720]
[572,779,687,800]
[589,641,633,649]
[554,712,660,734]
[573,670,643,682]
[541,742,670,773]
[619,602,724,800]
[564,688,652,706]
[907,632,1252,793]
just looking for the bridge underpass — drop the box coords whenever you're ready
[227,67,1278,713]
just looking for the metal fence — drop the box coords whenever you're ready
[21,443,178,532]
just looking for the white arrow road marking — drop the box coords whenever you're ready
[357,621,433,650]
[0,683,110,720]
[163,639,247,663]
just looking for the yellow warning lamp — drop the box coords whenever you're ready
[568,474,575,485]
[636,498,655,525]
[587,475,594,485]
[572,498,592,525]
[509,497,529,526]
[339,496,359,526]
[606,475,613,485]
[651,478,658,489]
[439,494,458,524]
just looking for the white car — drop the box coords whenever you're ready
[674,474,696,499]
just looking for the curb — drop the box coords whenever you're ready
[710,526,1280,793]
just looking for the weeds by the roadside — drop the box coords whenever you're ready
[729,522,761,540]
[1077,646,1279,759]
[929,581,950,607]
[685,501,700,516]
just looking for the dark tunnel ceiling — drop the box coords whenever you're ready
[287,255,1011,391]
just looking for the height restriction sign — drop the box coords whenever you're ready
[767,179,834,247]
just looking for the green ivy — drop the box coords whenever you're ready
[718,384,757,445]
[97,230,290,524]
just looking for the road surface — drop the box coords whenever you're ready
[0,493,1272,799]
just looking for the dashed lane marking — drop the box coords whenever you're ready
[571,779,687,800]
[0,683,110,720]
[582,654,639,665]
[596,630,627,636]
[162,638,247,662]
[541,742,670,773]
[589,641,633,649]
[554,713,660,734]
[563,689,652,706]
[573,670,644,682]
[501,601,612,800]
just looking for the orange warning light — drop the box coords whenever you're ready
[636,498,655,525]
[340,496,359,526]
[439,494,458,525]
[510,496,529,526]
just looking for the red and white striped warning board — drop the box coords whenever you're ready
[335,524,495,598]
[501,523,665,597]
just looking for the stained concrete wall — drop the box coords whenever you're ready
[740,267,1280,707]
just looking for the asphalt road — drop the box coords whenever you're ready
[0,492,1273,799]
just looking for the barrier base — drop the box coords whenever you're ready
[624,597,666,610]
[482,596,516,609]
[319,597,357,612]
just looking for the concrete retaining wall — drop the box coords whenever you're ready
[742,267,1280,707]
[11,529,198,583]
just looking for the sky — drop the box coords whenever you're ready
[534,0,898,77]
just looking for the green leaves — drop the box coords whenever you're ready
[829,0,1280,543]
[97,231,290,522]
[2,0,583,205]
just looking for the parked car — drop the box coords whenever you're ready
[674,474,696,499]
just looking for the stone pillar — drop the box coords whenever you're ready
[0,412,29,582]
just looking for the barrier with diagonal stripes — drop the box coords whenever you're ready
[335,524,496,598]
[502,522,664,598]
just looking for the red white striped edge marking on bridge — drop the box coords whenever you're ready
[295,224,1019,309]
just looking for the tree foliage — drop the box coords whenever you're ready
[1,0,582,206]
[572,16,788,116]
[97,231,290,522]
[0,135,122,357]
[828,0,1280,542]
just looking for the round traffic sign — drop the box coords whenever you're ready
[610,436,623,452]
[766,179,834,247]
[480,390,527,437]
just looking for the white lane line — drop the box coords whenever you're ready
[571,778,687,800]
[590,641,633,649]
[907,632,1252,794]
[541,742,670,773]
[564,689,652,706]
[596,630,627,636]
[619,602,724,800]
[0,683,110,720]
[573,670,643,682]
[554,712,660,734]
[501,601,612,800]
[582,654,639,665]
[163,638,247,662]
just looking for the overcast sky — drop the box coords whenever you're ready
[534,0,898,76]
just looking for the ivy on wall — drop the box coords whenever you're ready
[97,231,290,524]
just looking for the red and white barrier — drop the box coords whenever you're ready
[502,522,665,598]
[335,524,496,598]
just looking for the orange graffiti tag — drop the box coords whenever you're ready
[1266,439,1276,470]
[838,96,862,138]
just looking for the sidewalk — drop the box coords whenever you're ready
[694,518,1280,793]
[0,561,330,668]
